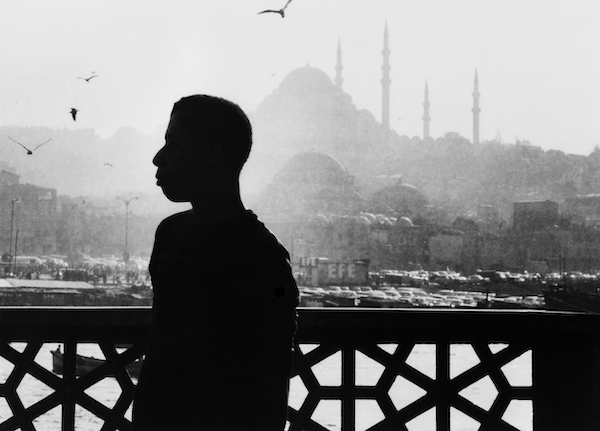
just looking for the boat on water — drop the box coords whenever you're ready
[51,346,143,378]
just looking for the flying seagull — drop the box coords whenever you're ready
[258,0,293,17]
[78,74,98,82]
[70,108,79,121]
[8,137,52,155]
[103,163,113,167]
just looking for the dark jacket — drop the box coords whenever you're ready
[133,210,299,431]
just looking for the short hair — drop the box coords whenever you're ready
[171,95,253,170]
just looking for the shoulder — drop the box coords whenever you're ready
[242,212,290,260]
[156,210,193,234]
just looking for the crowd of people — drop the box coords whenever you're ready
[2,257,151,288]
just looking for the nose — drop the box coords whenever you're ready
[153,146,165,167]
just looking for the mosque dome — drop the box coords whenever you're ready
[278,65,335,96]
[277,151,350,186]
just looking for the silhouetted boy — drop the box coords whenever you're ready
[133,95,299,431]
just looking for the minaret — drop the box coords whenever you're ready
[381,21,391,129]
[472,69,480,145]
[423,81,431,140]
[334,38,343,89]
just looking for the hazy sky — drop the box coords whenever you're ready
[1,0,599,155]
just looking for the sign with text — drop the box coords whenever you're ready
[300,258,369,286]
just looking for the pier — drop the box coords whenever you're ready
[0,307,598,430]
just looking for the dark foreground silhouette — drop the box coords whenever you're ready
[132,95,299,431]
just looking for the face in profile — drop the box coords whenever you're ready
[153,112,215,203]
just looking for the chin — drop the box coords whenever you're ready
[158,186,190,203]
[163,194,190,203]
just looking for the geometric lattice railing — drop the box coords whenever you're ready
[0,307,150,431]
[0,340,145,431]
[289,341,533,431]
[289,308,600,431]
[0,307,599,430]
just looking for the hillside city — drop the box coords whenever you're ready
[3,59,600,309]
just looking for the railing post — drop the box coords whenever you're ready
[61,340,76,431]
[341,341,355,431]
[533,328,600,430]
[436,341,450,431]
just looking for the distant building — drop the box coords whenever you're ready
[256,150,432,270]
[257,150,362,220]
[564,194,600,226]
[246,28,485,200]
[248,63,393,193]
[513,200,559,231]
[478,204,500,224]
[0,173,58,256]
[429,233,464,269]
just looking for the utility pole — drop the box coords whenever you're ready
[9,198,20,274]
[12,229,18,276]
[117,197,138,262]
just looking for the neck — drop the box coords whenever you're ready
[190,181,246,224]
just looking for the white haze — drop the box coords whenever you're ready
[0,0,599,202]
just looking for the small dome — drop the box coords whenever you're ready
[361,212,377,223]
[356,215,372,226]
[397,216,414,227]
[375,214,387,222]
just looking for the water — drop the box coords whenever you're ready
[0,343,532,431]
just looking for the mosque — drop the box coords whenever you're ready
[248,22,482,224]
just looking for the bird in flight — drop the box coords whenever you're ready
[70,108,79,121]
[103,163,113,167]
[78,74,98,82]
[258,0,293,17]
[8,137,52,155]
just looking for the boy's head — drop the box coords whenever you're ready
[153,95,252,203]
[170,95,252,171]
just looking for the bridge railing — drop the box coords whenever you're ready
[0,307,598,431]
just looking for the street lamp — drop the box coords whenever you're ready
[117,196,138,262]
